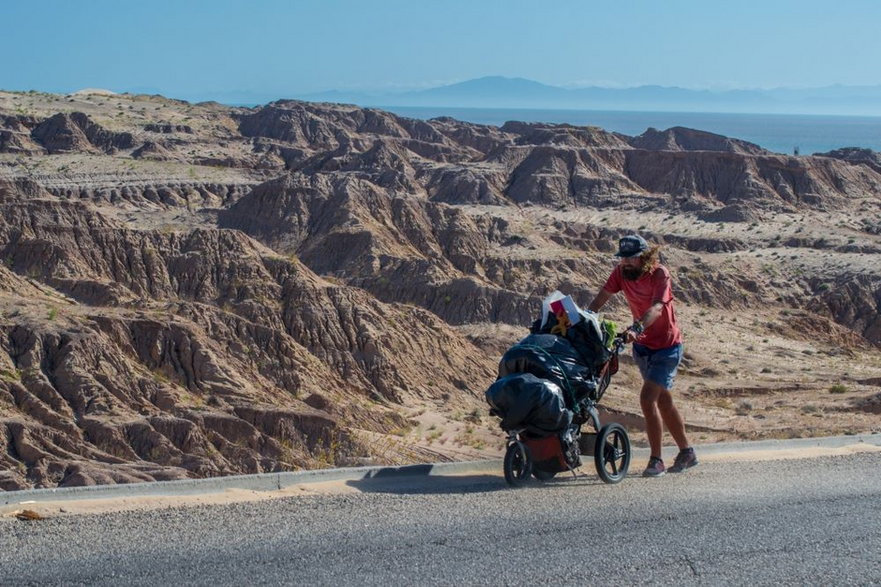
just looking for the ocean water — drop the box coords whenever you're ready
[381,106,881,156]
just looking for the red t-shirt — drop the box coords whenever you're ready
[603,264,681,350]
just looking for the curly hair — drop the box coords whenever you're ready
[639,244,662,276]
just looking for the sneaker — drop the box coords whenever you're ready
[669,448,699,473]
[642,456,666,477]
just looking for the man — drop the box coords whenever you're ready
[587,234,698,477]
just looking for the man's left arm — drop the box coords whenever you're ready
[624,268,673,342]
[624,301,665,343]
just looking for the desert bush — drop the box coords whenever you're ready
[735,400,753,415]
[0,369,22,383]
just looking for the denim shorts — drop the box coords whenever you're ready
[632,343,683,390]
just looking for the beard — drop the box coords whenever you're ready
[622,266,642,281]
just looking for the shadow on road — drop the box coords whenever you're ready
[344,470,610,495]
[344,473,505,495]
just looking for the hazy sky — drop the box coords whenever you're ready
[3,0,880,100]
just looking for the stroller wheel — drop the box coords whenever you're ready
[503,441,533,487]
[594,423,631,484]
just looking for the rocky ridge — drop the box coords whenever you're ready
[1,89,880,490]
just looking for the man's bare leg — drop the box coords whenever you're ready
[657,386,690,450]
[640,379,690,456]
[639,380,664,458]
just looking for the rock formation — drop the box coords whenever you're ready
[1,89,880,489]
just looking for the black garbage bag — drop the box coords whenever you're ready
[530,311,611,370]
[565,317,611,370]
[485,373,572,435]
[498,333,598,407]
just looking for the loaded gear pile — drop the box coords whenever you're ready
[485,292,631,486]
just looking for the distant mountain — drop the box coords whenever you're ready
[400,76,564,106]
[294,76,881,116]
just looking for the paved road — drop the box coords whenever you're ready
[1,452,880,585]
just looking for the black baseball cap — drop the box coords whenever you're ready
[615,234,649,258]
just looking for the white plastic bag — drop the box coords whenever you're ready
[540,290,583,328]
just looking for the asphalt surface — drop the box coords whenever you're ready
[1,450,880,585]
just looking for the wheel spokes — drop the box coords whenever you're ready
[602,444,618,475]
[608,449,619,475]
[612,433,624,461]
[605,433,624,477]
[512,445,528,478]
[594,424,630,483]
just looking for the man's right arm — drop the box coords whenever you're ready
[587,288,612,313]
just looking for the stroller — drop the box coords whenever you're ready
[486,296,632,486]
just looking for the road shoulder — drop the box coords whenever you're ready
[2,434,879,519]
